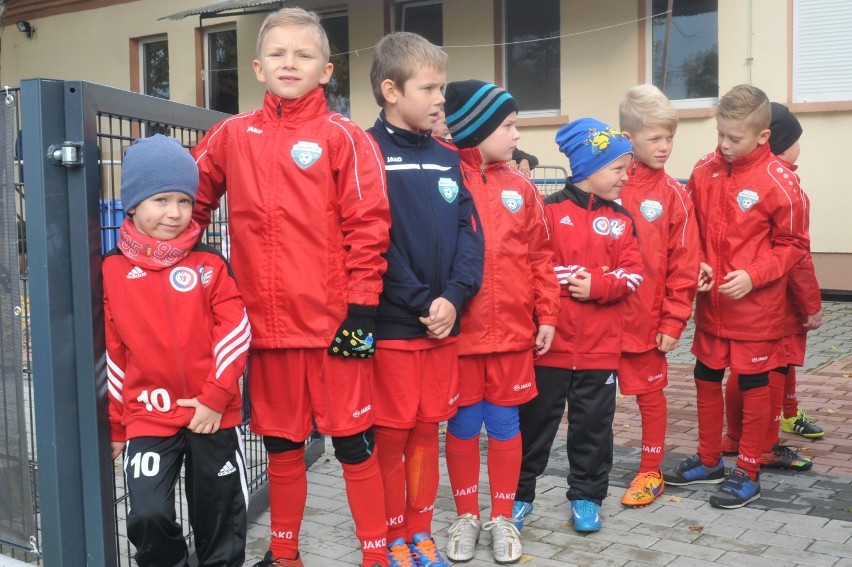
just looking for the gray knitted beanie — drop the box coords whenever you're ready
[121,134,199,212]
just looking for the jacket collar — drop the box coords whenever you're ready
[550,181,607,210]
[628,160,666,186]
[373,112,433,148]
[716,142,771,173]
[262,87,328,121]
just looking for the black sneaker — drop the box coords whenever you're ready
[781,410,824,439]
[760,444,813,471]
[252,550,304,567]
[709,468,760,509]
[663,453,725,486]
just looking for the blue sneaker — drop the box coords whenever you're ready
[709,467,760,509]
[511,500,534,529]
[570,500,601,532]
[387,537,415,567]
[663,453,725,486]
[408,533,450,567]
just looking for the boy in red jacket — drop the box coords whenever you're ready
[441,80,560,564]
[722,102,822,469]
[617,85,699,508]
[663,85,809,509]
[105,134,252,566]
[191,8,392,567]
[515,118,643,533]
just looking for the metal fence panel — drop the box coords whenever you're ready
[0,89,33,552]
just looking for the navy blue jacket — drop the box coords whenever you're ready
[367,113,484,339]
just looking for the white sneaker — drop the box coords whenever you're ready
[446,513,481,562]
[483,515,522,564]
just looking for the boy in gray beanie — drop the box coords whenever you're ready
[105,134,251,566]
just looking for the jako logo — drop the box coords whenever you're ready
[352,404,372,418]
[493,492,516,500]
[247,126,263,134]
[386,156,403,163]
[448,393,460,406]
[271,530,294,539]
[647,373,663,382]
[751,355,768,363]
[363,538,387,549]
[454,486,478,496]
[642,445,662,453]
[388,515,404,526]
[513,382,532,392]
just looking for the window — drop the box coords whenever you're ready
[322,11,350,116]
[141,37,169,99]
[650,0,718,107]
[205,27,239,115]
[504,0,560,115]
[793,0,852,103]
[396,1,443,46]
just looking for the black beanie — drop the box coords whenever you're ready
[444,80,518,149]
[769,102,803,155]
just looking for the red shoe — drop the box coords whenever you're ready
[721,434,739,456]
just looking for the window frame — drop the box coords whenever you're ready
[321,9,351,116]
[202,24,239,115]
[791,0,852,107]
[393,0,443,45]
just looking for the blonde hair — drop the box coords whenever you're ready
[369,32,448,107]
[716,84,771,132]
[256,7,330,62]
[619,84,678,134]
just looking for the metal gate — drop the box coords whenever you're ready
[0,78,319,566]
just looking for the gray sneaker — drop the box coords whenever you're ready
[445,513,481,562]
[483,516,522,564]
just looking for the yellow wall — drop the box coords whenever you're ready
[2,0,850,275]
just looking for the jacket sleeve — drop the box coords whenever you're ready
[524,182,560,326]
[191,120,230,232]
[659,183,700,339]
[332,120,392,307]
[104,283,127,443]
[381,241,433,314]
[196,257,252,415]
[746,179,809,289]
[512,148,539,169]
[441,179,485,312]
[787,253,822,318]
[589,218,644,304]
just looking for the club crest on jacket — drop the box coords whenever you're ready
[291,141,323,169]
[438,177,459,203]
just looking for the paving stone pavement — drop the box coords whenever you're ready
[244,301,852,566]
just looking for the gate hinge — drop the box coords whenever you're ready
[47,141,84,168]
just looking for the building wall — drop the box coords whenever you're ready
[2,0,849,289]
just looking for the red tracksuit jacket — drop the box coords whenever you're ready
[620,162,699,353]
[537,183,644,370]
[192,87,391,349]
[105,244,251,442]
[687,144,809,341]
[456,148,560,355]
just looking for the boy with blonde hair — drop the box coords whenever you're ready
[616,84,699,508]
[663,85,809,509]
[192,7,392,566]
[366,33,484,567]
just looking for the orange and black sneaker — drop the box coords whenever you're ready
[620,470,665,507]
[721,434,740,456]
[760,444,813,471]
[252,550,304,567]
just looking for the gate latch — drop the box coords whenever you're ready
[47,141,83,168]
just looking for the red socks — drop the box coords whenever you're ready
[341,454,390,566]
[487,434,522,519]
[763,369,786,452]
[374,425,409,542]
[267,448,307,560]
[636,390,667,472]
[446,432,481,517]
[737,384,770,479]
[695,378,724,466]
[783,365,799,419]
[404,421,440,538]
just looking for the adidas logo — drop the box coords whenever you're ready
[560,215,573,226]
[126,266,147,279]
[605,373,615,385]
[217,461,237,477]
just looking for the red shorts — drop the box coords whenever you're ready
[691,330,783,374]
[371,337,459,428]
[782,333,806,367]
[457,351,537,407]
[618,349,668,395]
[248,348,374,440]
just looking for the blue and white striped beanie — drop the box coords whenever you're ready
[444,80,518,149]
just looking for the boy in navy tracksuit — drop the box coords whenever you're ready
[366,32,484,567]
[515,118,643,533]
[105,135,251,566]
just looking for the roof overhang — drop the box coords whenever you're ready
[161,0,287,21]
